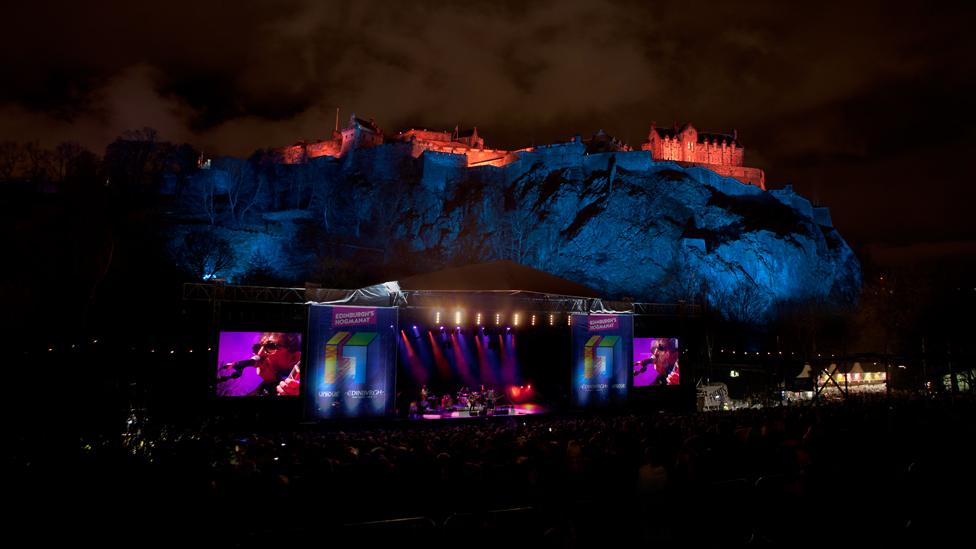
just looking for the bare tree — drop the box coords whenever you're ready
[0,141,24,180]
[23,142,55,182]
[53,141,86,183]
[179,230,235,280]
[712,278,769,325]
[224,160,263,225]
[184,171,218,224]
[657,251,704,303]
[492,204,534,263]
[103,127,167,187]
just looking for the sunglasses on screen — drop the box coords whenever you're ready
[253,342,283,353]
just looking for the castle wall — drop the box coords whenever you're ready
[603,150,653,172]
[306,140,341,159]
[346,142,413,182]
[421,150,467,193]
[464,148,518,167]
[677,165,764,198]
[279,144,305,164]
[401,129,453,142]
[518,141,586,171]
[706,165,765,190]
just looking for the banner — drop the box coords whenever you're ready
[571,313,632,407]
[306,305,398,419]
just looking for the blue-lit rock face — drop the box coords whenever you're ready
[169,146,860,322]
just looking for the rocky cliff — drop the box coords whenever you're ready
[169,145,860,322]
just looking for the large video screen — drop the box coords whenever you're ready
[633,337,680,386]
[305,305,398,419]
[215,331,303,397]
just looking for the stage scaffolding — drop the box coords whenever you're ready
[182,282,703,317]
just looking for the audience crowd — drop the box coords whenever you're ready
[17,393,975,546]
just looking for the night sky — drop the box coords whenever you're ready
[3,0,974,265]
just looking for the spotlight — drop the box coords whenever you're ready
[476,313,482,325]
[506,327,511,331]
[549,314,554,326]
[567,315,572,326]
[435,311,441,324]
[513,313,520,327]
[531,314,536,326]
[495,313,501,325]
[455,310,462,326]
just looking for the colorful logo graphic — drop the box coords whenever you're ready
[324,331,378,385]
[583,334,620,380]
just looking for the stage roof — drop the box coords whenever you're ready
[397,260,600,298]
[183,261,702,316]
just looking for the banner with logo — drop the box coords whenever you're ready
[306,305,398,419]
[571,313,632,407]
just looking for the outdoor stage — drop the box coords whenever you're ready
[194,261,702,422]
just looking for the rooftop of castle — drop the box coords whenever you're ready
[652,123,740,146]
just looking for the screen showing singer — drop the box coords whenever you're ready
[215,331,302,397]
[633,337,680,387]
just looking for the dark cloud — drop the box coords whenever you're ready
[2,0,974,256]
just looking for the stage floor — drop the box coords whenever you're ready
[418,403,546,420]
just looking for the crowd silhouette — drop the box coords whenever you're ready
[19,393,972,546]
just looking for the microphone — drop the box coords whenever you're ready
[227,356,260,370]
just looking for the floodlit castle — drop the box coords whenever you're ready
[641,122,764,189]
[277,114,765,190]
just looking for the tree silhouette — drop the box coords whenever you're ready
[178,229,235,280]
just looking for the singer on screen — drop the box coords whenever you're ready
[216,332,302,397]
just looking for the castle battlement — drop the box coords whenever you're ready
[274,116,765,189]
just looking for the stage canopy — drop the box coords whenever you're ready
[398,260,601,297]
[300,260,697,317]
